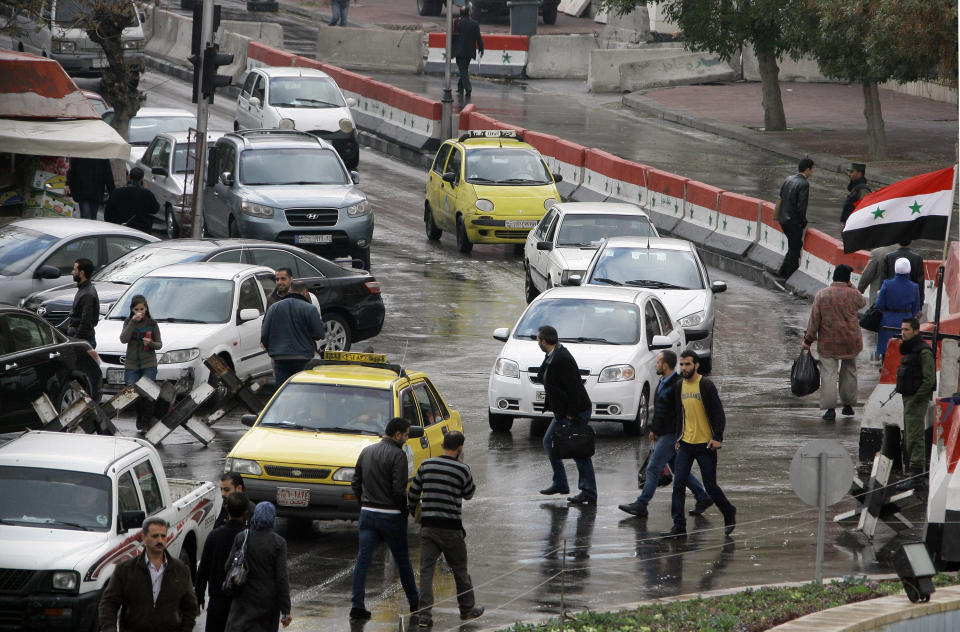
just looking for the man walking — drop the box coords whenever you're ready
[98,517,198,632]
[882,240,926,288]
[857,244,898,306]
[619,350,713,518]
[896,318,936,491]
[350,417,420,621]
[59,258,99,348]
[775,157,814,279]
[408,431,484,627]
[664,351,737,538]
[802,264,866,421]
[260,281,325,386]
[214,472,257,528]
[537,325,598,505]
[196,492,248,632]
[452,7,483,99]
[840,162,870,225]
[266,267,294,308]
[328,0,348,26]
[105,166,159,233]
[66,157,114,220]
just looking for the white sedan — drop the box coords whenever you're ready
[487,286,685,435]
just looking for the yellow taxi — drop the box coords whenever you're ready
[224,351,463,522]
[424,130,562,253]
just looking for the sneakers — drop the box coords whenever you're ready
[460,606,484,621]
[539,485,570,495]
[822,408,836,422]
[688,496,715,516]
[618,502,648,517]
[841,405,855,416]
[349,607,371,620]
[567,493,597,505]
[724,507,737,536]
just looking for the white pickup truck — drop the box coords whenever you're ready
[0,432,218,632]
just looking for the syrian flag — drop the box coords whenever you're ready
[842,166,957,253]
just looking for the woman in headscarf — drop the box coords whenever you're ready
[874,257,923,359]
[224,502,293,631]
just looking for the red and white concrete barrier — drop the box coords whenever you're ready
[712,192,761,258]
[606,160,651,211]
[573,149,621,202]
[674,180,721,245]
[425,33,528,77]
[644,168,687,233]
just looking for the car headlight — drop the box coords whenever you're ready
[51,571,79,592]
[241,201,275,218]
[494,358,520,379]
[224,457,262,476]
[679,311,706,328]
[51,39,76,53]
[339,118,354,133]
[345,200,370,217]
[332,467,355,482]
[560,269,585,284]
[543,197,558,210]
[475,199,494,212]
[278,117,296,130]
[598,364,635,383]
[158,348,200,364]
[122,39,143,50]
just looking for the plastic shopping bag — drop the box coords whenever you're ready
[790,349,820,396]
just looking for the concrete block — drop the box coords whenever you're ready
[741,45,830,83]
[526,34,598,79]
[619,52,735,92]
[317,26,423,73]
[587,47,682,93]
[220,20,283,49]
[601,8,650,46]
[221,32,253,84]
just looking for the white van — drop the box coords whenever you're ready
[11,0,145,77]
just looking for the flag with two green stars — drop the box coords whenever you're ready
[842,165,956,253]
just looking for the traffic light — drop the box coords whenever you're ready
[190,3,222,103]
[201,43,234,103]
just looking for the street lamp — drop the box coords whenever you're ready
[893,541,937,603]
[441,0,465,139]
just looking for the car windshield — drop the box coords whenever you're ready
[240,148,348,185]
[0,466,111,532]
[514,298,640,345]
[126,115,196,146]
[268,77,346,108]
[556,214,656,247]
[108,277,234,323]
[94,247,207,284]
[53,0,138,26]
[0,225,59,276]
[588,247,705,290]
[258,382,391,435]
[464,148,552,185]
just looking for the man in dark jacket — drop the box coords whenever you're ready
[104,166,159,233]
[775,157,814,279]
[840,162,870,224]
[619,351,711,518]
[196,492,248,632]
[260,281,325,386]
[452,7,483,98]
[665,351,737,539]
[882,240,926,288]
[350,417,420,620]
[59,257,99,348]
[897,318,936,490]
[98,517,199,632]
[66,157,115,220]
[214,472,257,529]
[265,267,294,308]
[536,325,597,505]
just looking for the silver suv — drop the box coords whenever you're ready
[202,129,373,268]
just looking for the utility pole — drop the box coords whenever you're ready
[190,0,216,239]
[440,0,454,139]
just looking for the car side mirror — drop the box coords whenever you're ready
[241,413,257,427]
[350,171,359,185]
[492,327,509,342]
[442,172,456,184]
[238,308,260,322]
[648,334,672,350]
[219,171,234,187]
[407,426,425,439]
[119,510,145,533]
[565,274,582,286]
[152,166,168,177]
[35,265,61,279]
[249,96,261,108]
[552,172,563,183]
[346,97,357,107]
[711,280,727,294]
[536,241,553,251]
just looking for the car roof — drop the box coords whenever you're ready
[600,236,695,251]
[551,202,650,217]
[224,129,325,149]
[535,285,653,304]
[455,137,538,151]
[289,364,428,389]
[143,262,272,280]
[6,218,157,240]
[254,67,332,80]
[0,431,146,474]
[155,130,227,144]
[133,107,195,118]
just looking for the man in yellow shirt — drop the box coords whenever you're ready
[663,350,737,539]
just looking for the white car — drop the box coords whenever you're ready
[487,286,685,435]
[94,262,276,397]
[523,202,658,302]
[105,107,197,167]
[234,67,359,169]
[577,236,727,374]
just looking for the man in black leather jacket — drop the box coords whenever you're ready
[840,162,870,224]
[776,157,814,279]
[60,257,99,348]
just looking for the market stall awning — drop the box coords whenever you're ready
[0,49,101,119]
[0,118,130,160]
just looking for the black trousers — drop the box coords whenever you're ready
[777,223,805,278]
[456,57,472,94]
[205,596,231,632]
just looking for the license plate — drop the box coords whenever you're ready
[92,57,108,69]
[535,390,545,401]
[295,234,333,245]
[107,368,125,385]
[505,220,538,229]
[277,487,310,507]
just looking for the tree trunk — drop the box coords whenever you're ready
[862,80,888,160]
[756,47,787,131]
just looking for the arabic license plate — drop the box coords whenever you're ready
[107,368,125,385]
[295,234,333,245]
[277,487,310,507]
[92,57,108,69]
[505,220,538,229]
[535,390,545,402]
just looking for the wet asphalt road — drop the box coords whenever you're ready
[100,72,906,632]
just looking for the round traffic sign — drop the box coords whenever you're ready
[789,439,854,507]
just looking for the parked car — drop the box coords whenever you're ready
[418,0,559,24]
[21,239,385,351]
[523,202,658,302]
[105,107,196,166]
[235,66,359,169]
[0,218,157,307]
[0,432,218,631]
[0,305,102,433]
[487,286,685,435]
[203,129,373,269]
[132,130,227,238]
[81,90,109,117]
[576,236,727,374]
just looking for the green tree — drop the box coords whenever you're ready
[601,0,818,131]
[811,0,957,159]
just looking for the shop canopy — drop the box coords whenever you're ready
[0,49,130,159]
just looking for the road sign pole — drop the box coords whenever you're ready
[440,0,454,139]
[190,0,215,239]
[816,452,827,584]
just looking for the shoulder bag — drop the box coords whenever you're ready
[552,421,596,459]
[221,529,249,597]
[859,304,882,332]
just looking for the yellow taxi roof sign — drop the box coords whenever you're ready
[322,350,388,364]
[459,129,521,142]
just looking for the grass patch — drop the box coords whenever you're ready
[502,574,960,632]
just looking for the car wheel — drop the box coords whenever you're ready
[488,411,514,432]
[17,42,24,52]
[456,216,473,254]
[623,385,648,436]
[697,355,712,376]
[530,416,550,437]
[542,3,558,24]
[524,267,539,303]
[178,545,196,584]
[165,206,179,239]
[417,0,442,15]
[57,378,89,412]
[322,313,352,351]
[425,205,442,241]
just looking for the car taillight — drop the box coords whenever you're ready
[364,281,381,294]
[87,349,100,362]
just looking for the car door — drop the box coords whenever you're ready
[137,136,161,180]
[427,142,453,220]
[248,74,267,129]
[532,211,560,289]
[0,312,60,432]
[411,379,453,457]
[235,275,270,378]
[146,138,173,209]
[525,207,554,283]
[34,235,100,296]
[206,142,236,236]
[397,384,430,479]
[443,146,465,230]
[651,298,684,353]
[236,72,257,129]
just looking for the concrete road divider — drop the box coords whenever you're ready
[673,180,721,245]
[587,46,682,92]
[573,149,621,202]
[318,26,423,73]
[526,34,598,79]
[619,51,736,92]
[145,7,179,59]
[523,130,559,174]
[712,192,761,258]
[220,32,252,84]
[425,33,528,77]
[220,20,283,48]
[748,201,788,273]
[246,41,297,68]
[785,229,838,297]
[644,168,687,233]
[606,160,652,210]
[551,139,586,199]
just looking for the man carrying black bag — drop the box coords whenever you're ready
[536,325,597,505]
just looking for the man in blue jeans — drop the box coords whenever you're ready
[618,350,712,518]
[536,325,597,505]
[328,0,348,26]
[350,417,420,621]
